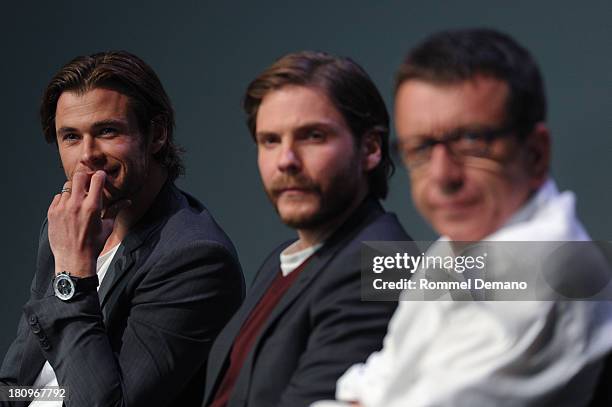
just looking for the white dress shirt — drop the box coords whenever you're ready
[314,180,612,407]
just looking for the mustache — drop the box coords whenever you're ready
[269,175,319,195]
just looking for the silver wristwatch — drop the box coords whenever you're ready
[53,272,99,301]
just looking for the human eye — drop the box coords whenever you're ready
[61,133,80,143]
[257,134,280,148]
[296,128,327,143]
[404,139,433,161]
[414,139,436,153]
[305,130,326,142]
[454,130,488,155]
[99,127,118,137]
[461,131,486,143]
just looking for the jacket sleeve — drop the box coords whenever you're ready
[0,220,50,407]
[20,240,244,407]
[0,312,35,407]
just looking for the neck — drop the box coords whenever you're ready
[294,188,369,252]
[102,163,168,254]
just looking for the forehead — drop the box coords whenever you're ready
[255,85,348,133]
[55,88,133,130]
[394,76,509,136]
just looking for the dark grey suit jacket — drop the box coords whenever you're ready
[203,198,411,407]
[0,182,245,407]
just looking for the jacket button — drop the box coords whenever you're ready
[29,316,38,325]
[40,339,51,351]
[31,324,41,334]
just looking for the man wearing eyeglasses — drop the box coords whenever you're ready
[312,28,612,407]
[393,40,549,244]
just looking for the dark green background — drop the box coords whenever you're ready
[1,1,610,356]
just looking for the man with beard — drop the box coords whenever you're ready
[203,51,411,407]
[0,51,245,406]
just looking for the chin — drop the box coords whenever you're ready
[434,219,485,242]
[278,196,316,214]
[103,189,130,207]
[279,209,315,228]
[446,232,484,242]
[277,203,326,229]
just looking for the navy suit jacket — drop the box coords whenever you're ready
[0,182,245,407]
[204,198,412,407]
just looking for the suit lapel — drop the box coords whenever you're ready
[256,198,383,343]
[204,245,289,401]
[256,245,335,328]
[99,181,179,314]
[98,240,138,312]
[226,242,347,405]
[230,197,384,404]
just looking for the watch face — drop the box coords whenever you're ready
[57,279,71,294]
[54,274,75,301]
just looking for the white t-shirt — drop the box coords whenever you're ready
[280,241,324,276]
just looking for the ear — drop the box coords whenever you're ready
[523,122,550,189]
[361,130,383,172]
[149,117,168,155]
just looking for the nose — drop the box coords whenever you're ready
[277,139,301,173]
[428,144,464,194]
[79,135,105,168]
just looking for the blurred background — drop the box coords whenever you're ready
[1,0,610,356]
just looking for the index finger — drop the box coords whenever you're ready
[85,170,106,209]
[70,171,90,201]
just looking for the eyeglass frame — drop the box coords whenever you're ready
[392,125,520,169]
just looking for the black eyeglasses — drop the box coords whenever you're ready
[393,126,517,169]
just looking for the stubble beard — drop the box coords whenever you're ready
[104,157,149,210]
[266,157,364,231]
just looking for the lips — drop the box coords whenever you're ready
[275,187,314,197]
[427,189,480,211]
[434,198,477,209]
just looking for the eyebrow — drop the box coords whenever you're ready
[423,124,509,138]
[255,121,340,139]
[57,119,130,135]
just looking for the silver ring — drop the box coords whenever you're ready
[61,187,72,194]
